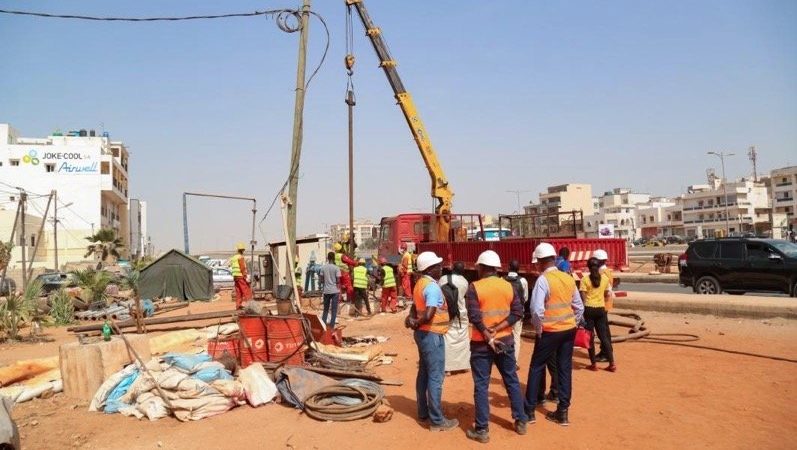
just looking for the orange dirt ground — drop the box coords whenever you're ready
[4,298,796,450]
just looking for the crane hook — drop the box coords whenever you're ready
[345,54,355,76]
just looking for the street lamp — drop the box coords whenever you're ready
[707,151,735,236]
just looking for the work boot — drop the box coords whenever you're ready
[545,409,569,426]
[586,363,598,371]
[606,363,617,372]
[514,420,527,435]
[466,428,490,443]
[528,411,536,424]
[430,418,459,432]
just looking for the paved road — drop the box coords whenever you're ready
[621,282,790,297]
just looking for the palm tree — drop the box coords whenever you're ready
[122,270,144,333]
[0,280,41,340]
[84,228,124,268]
[70,268,112,306]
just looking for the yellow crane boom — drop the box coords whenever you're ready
[346,0,453,240]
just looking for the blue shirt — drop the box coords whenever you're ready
[421,275,444,308]
[555,256,571,274]
[530,267,584,335]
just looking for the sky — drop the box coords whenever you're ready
[1,0,795,253]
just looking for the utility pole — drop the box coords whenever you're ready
[708,151,735,236]
[506,189,532,213]
[286,0,311,263]
[0,198,22,292]
[20,191,28,287]
[182,193,189,254]
[347,89,356,255]
[52,190,58,270]
[27,192,53,282]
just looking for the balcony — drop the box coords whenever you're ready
[775,182,793,187]
[777,197,794,203]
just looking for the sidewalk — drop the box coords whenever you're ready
[614,291,796,320]
[616,272,679,284]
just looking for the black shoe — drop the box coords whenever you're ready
[430,418,459,432]
[514,420,527,435]
[536,398,546,406]
[528,411,536,424]
[466,428,490,443]
[545,409,569,426]
[546,391,559,402]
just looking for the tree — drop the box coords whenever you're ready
[84,228,124,268]
[122,270,144,333]
[0,280,41,340]
[0,242,12,272]
[70,269,112,306]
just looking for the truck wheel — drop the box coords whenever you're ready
[695,276,721,295]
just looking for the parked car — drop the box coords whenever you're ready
[665,235,685,244]
[212,268,234,289]
[32,272,76,296]
[679,238,797,296]
[0,278,16,296]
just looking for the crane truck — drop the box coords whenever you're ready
[346,0,628,280]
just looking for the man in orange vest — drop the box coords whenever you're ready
[465,250,528,443]
[229,243,252,309]
[404,251,458,432]
[524,242,584,426]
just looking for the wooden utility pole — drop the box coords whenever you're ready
[20,192,28,287]
[52,190,59,270]
[347,89,355,255]
[27,192,53,282]
[286,0,311,261]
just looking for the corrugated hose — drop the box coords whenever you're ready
[303,379,385,421]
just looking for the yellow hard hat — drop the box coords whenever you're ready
[236,242,246,251]
[334,243,342,251]
[358,258,365,264]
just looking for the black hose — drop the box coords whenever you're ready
[303,383,384,421]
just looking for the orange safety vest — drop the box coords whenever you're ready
[413,276,449,335]
[542,270,578,332]
[470,276,514,342]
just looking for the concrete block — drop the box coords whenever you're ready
[59,335,151,402]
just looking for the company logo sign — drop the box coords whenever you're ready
[22,149,40,165]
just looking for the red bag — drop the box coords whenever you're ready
[574,327,592,349]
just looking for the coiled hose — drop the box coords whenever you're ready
[303,379,385,421]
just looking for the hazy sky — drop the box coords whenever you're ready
[2,0,795,252]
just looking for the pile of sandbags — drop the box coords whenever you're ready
[90,352,246,422]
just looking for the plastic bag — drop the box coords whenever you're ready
[574,327,592,349]
[239,364,277,407]
[104,371,139,414]
[191,362,233,383]
[161,353,212,373]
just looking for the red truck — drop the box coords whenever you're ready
[377,213,628,282]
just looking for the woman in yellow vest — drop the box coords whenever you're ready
[579,257,616,372]
[403,251,458,432]
[524,243,584,426]
[593,249,614,361]
[352,259,372,316]
[464,250,529,443]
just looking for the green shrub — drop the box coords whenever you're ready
[49,288,74,326]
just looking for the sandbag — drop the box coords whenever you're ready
[191,362,233,383]
[161,353,211,373]
[170,394,235,422]
[136,392,169,421]
[89,364,138,412]
[239,364,277,407]
[104,372,139,414]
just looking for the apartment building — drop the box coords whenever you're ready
[681,180,771,238]
[770,166,797,233]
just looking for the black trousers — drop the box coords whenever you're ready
[584,306,614,364]
[354,287,371,314]
[537,350,558,400]
[525,328,576,412]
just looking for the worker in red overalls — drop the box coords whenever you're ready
[334,242,357,302]
[229,243,252,309]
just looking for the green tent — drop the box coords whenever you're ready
[139,249,213,301]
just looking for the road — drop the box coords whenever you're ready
[622,282,789,297]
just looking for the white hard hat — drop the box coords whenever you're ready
[594,249,609,261]
[532,243,557,263]
[416,251,443,272]
[476,250,501,268]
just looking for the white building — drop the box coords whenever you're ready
[0,123,132,272]
[584,188,652,240]
[681,179,771,238]
[634,197,682,238]
[329,220,379,248]
[770,166,797,235]
[128,198,151,260]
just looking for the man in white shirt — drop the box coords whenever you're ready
[441,262,470,372]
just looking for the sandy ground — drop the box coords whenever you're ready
[4,296,797,450]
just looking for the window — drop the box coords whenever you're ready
[30,235,35,246]
[649,216,654,222]
[9,196,15,202]
[10,159,20,166]
[719,241,744,260]
[690,241,717,258]
[745,242,770,260]
[101,162,110,175]
[45,163,55,173]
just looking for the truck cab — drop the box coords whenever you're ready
[377,213,484,265]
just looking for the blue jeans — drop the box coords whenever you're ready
[322,293,339,328]
[471,341,528,431]
[414,330,446,425]
[525,328,576,413]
